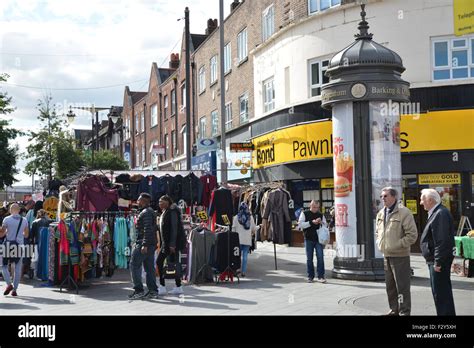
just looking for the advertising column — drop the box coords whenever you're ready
[332,102,357,258]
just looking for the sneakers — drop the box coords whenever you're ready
[3,284,13,296]
[307,278,314,283]
[11,290,18,297]
[128,291,145,300]
[316,278,327,283]
[158,285,168,296]
[241,273,246,278]
[169,286,184,295]
[144,291,158,299]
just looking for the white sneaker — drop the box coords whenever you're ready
[169,286,184,295]
[158,285,167,296]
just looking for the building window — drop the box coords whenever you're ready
[171,89,176,115]
[262,5,275,42]
[181,125,187,157]
[140,111,145,133]
[151,141,159,169]
[150,104,158,127]
[181,83,186,109]
[164,134,169,160]
[309,0,341,14]
[135,113,139,135]
[171,130,176,155]
[225,103,232,131]
[309,58,330,97]
[210,55,218,84]
[211,110,219,136]
[199,66,206,93]
[125,118,130,140]
[224,43,232,74]
[163,95,169,119]
[199,116,206,139]
[432,36,474,80]
[263,77,275,113]
[237,28,248,63]
[141,144,145,166]
[239,93,249,123]
[136,149,140,168]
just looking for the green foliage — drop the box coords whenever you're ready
[24,94,69,179]
[84,149,129,171]
[0,73,22,189]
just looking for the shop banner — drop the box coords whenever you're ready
[454,0,474,36]
[418,173,461,185]
[332,102,357,258]
[124,142,131,165]
[251,109,474,169]
[406,200,417,214]
[191,151,217,176]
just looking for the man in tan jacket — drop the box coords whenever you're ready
[375,187,418,316]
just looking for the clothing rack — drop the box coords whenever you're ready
[191,222,213,284]
[215,223,239,284]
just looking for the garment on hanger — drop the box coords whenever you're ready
[213,230,241,273]
[171,175,184,203]
[188,228,216,284]
[76,175,119,212]
[262,188,291,244]
[182,173,204,205]
[208,188,234,232]
[200,174,217,208]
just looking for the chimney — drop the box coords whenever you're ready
[169,53,179,69]
[205,18,218,35]
[230,0,240,12]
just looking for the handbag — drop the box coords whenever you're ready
[317,224,330,245]
[2,218,24,265]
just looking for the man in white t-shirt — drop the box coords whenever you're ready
[0,203,29,296]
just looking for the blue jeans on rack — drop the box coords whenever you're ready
[305,239,325,280]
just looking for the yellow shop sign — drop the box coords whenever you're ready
[418,173,462,185]
[251,109,474,169]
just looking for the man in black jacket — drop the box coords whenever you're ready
[129,193,158,300]
[420,189,456,315]
[156,195,185,296]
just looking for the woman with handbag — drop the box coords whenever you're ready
[298,200,327,283]
[0,203,29,296]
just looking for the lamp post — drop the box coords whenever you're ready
[321,4,410,280]
[66,104,110,167]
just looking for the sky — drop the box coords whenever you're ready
[0,0,232,186]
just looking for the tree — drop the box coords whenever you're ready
[54,131,85,178]
[83,149,129,171]
[0,73,22,189]
[24,94,68,180]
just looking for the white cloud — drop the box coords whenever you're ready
[1,0,232,186]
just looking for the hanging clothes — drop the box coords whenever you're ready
[213,231,241,273]
[182,173,204,206]
[76,175,119,212]
[200,174,218,208]
[171,175,184,203]
[262,189,291,244]
[208,188,234,232]
[114,217,129,269]
[188,228,216,284]
[37,226,50,281]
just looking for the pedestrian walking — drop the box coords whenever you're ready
[128,193,158,300]
[232,202,257,278]
[375,187,418,316]
[420,188,456,316]
[156,195,186,296]
[0,203,29,297]
[298,200,327,283]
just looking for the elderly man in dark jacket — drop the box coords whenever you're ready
[420,189,456,316]
[128,193,158,300]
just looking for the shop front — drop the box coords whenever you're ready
[251,108,474,247]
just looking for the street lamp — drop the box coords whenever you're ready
[66,104,110,168]
[107,107,120,124]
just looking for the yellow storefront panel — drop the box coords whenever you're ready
[454,0,474,36]
[321,178,334,188]
[418,173,462,185]
[252,109,474,169]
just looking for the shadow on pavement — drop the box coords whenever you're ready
[0,302,40,310]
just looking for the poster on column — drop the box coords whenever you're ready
[370,101,402,258]
[332,103,357,258]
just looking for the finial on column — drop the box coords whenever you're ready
[355,4,373,40]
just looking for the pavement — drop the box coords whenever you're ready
[0,242,472,315]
